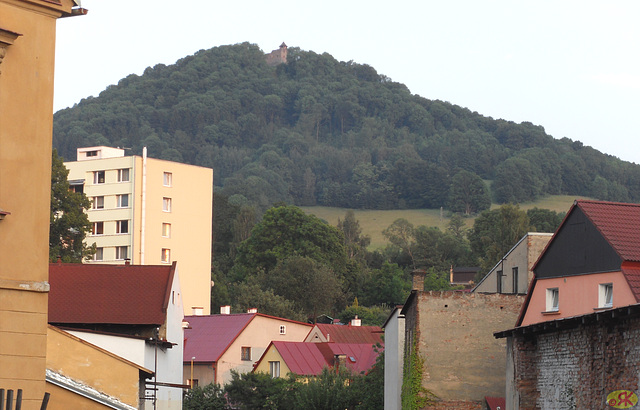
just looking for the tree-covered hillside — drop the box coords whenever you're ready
[53,43,640,211]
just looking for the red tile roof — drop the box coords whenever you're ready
[49,262,176,325]
[485,396,506,410]
[577,200,640,262]
[266,341,381,376]
[183,314,255,363]
[621,263,640,302]
[313,324,383,344]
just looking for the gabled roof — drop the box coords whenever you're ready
[49,262,176,326]
[308,324,383,344]
[258,341,380,376]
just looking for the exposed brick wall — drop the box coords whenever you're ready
[510,313,640,409]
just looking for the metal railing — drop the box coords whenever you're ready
[0,389,50,410]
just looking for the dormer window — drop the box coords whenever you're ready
[599,283,613,308]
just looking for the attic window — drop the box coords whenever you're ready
[279,325,286,335]
[241,347,251,361]
[599,283,613,308]
[546,288,559,312]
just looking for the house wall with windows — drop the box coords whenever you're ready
[252,345,292,378]
[0,0,80,406]
[65,146,213,315]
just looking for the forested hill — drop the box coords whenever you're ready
[53,43,640,211]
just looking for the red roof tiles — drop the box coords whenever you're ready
[49,262,176,325]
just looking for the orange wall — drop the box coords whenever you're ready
[521,271,637,326]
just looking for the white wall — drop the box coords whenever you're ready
[384,308,405,410]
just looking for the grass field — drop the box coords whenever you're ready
[302,195,590,249]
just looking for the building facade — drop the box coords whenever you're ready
[0,1,83,407]
[65,146,213,315]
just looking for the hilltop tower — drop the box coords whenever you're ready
[265,42,288,66]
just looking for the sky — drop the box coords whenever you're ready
[54,1,640,164]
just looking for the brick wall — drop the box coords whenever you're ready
[509,311,640,409]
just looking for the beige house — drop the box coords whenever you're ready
[0,0,84,407]
[183,311,313,386]
[473,232,552,294]
[65,146,213,315]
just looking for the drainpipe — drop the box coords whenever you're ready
[141,147,147,264]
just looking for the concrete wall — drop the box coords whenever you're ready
[0,1,76,407]
[384,308,404,410]
[507,310,640,409]
[404,291,523,407]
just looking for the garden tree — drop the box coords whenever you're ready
[233,204,347,280]
[266,256,344,322]
[361,262,411,306]
[49,149,95,262]
[447,170,491,215]
[231,279,305,322]
[469,204,530,274]
[338,301,395,327]
[382,218,417,269]
[423,267,463,291]
[337,210,371,261]
[526,207,565,233]
[183,383,228,410]
[291,367,361,410]
[446,213,468,240]
[352,347,385,410]
[412,226,473,271]
[224,371,293,410]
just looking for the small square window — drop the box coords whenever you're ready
[241,347,251,361]
[116,220,129,234]
[269,361,280,378]
[92,196,104,210]
[163,172,172,187]
[161,248,171,263]
[93,170,105,184]
[163,197,172,212]
[279,325,286,335]
[162,223,171,238]
[116,246,128,260]
[117,194,129,208]
[94,247,104,261]
[546,288,559,312]
[599,283,613,308]
[117,168,130,182]
[92,221,104,235]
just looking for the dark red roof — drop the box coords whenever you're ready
[49,262,176,325]
[485,396,506,410]
[621,263,640,301]
[265,341,380,376]
[183,314,255,363]
[313,324,383,344]
[577,200,640,262]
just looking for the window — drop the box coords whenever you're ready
[92,196,104,210]
[241,347,251,361]
[546,288,559,312]
[279,325,286,335]
[117,194,129,208]
[163,197,172,212]
[116,220,129,234]
[162,223,171,238]
[496,270,503,294]
[94,247,103,261]
[599,283,613,308]
[161,248,171,263]
[512,267,519,294]
[117,168,130,182]
[269,361,280,378]
[116,246,128,260]
[163,172,172,187]
[92,222,104,235]
[86,150,98,157]
[93,170,105,184]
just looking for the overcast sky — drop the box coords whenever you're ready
[54,1,640,164]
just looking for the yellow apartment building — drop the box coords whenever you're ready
[0,0,83,408]
[65,146,213,315]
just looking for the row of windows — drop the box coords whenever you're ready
[545,283,613,312]
[92,169,172,186]
[91,195,173,212]
[93,246,172,263]
[91,221,171,237]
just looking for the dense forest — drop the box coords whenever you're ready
[53,43,640,213]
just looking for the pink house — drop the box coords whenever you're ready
[518,200,640,327]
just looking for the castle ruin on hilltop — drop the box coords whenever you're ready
[265,42,288,66]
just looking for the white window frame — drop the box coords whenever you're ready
[94,247,104,261]
[116,220,129,234]
[546,288,559,312]
[93,170,105,184]
[162,223,171,238]
[92,221,104,236]
[115,246,128,261]
[117,194,129,208]
[92,196,104,210]
[599,283,613,308]
[163,172,173,187]
[163,197,172,212]
[117,168,130,182]
[279,325,286,335]
[269,361,280,378]
[161,248,171,263]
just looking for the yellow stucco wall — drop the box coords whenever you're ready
[46,383,113,410]
[253,345,292,378]
[0,1,76,407]
[46,326,145,408]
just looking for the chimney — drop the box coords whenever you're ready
[247,308,258,314]
[192,307,203,316]
[220,305,231,315]
[412,269,427,291]
[350,315,361,327]
[124,258,131,266]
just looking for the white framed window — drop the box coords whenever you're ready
[92,221,104,235]
[163,172,172,187]
[93,170,105,184]
[546,288,559,312]
[162,223,171,238]
[161,248,171,263]
[93,247,104,261]
[116,194,129,208]
[116,246,128,260]
[117,168,130,182]
[116,220,129,234]
[269,361,281,378]
[599,283,613,308]
[279,325,286,335]
[92,196,104,209]
[163,197,172,212]
[241,347,251,361]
